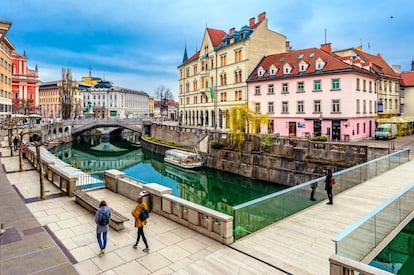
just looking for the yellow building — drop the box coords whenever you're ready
[178,12,287,129]
[0,20,14,114]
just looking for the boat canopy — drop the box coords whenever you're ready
[165,149,197,159]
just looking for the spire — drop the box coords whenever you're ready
[23,50,27,57]
[182,44,188,63]
[35,64,38,71]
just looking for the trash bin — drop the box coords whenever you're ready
[140,191,151,211]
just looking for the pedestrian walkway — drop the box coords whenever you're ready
[231,157,414,274]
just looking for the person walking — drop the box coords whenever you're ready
[131,194,150,252]
[95,200,111,256]
[324,169,334,205]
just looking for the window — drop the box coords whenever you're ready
[356,99,360,114]
[282,83,289,93]
[332,100,340,113]
[297,81,304,92]
[268,102,274,113]
[282,101,288,113]
[356,78,360,91]
[220,92,227,102]
[270,65,277,75]
[297,101,304,113]
[255,102,260,113]
[369,81,372,92]
[268,84,274,94]
[220,55,227,67]
[255,86,261,95]
[235,90,242,101]
[363,79,366,91]
[283,64,291,74]
[314,100,321,113]
[258,67,264,77]
[395,99,398,110]
[369,100,372,113]
[235,49,242,63]
[363,99,366,114]
[313,80,321,91]
[331,79,340,90]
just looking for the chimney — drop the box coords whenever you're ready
[249,17,255,27]
[320,43,332,53]
[229,27,235,34]
[285,41,291,51]
[411,59,414,71]
[258,12,266,21]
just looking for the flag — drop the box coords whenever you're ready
[210,87,214,99]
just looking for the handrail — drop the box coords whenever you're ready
[332,181,414,243]
[233,148,410,210]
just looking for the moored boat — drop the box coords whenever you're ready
[164,149,203,169]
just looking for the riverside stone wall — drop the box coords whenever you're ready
[144,123,388,186]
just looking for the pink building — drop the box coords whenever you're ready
[247,44,378,141]
[12,52,39,114]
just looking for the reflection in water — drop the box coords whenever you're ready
[50,140,286,215]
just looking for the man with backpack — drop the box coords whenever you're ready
[95,200,112,256]
[131,194,150,252]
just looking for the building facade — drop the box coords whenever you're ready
[39,80,92,120]
[334,47,401,118]
[11,52,39,114]
[0,20,14,114]
[178,12,287,129]
[400,67,414,116]
[247,44,378,141]
[82,81,149,119]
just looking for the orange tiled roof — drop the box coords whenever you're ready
[401,71,414,86]
[207,28,226,48]
[354,49,399,78]
[248,47,375,81]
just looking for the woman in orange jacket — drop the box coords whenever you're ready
[131,195,149,252]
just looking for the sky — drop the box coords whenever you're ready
[1,0,413,99]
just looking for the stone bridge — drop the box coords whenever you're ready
[38,118,143,142]
[70,119,143,136]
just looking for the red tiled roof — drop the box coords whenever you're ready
[179,51,200,67]
[248,47,374,81]
[207,28,226,48]
[354,49,399,78]
[401,71,414,86]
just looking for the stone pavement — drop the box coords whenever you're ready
[0,148,284,275]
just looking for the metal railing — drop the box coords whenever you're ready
[232,148,410,239]
[76,171,106,190]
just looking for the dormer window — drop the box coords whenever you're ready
[258,67,264,77]
[269,65,277,76]
[283,64,291,74]
[316,58,325,70]
[299,61,307,72]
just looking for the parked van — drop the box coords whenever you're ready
[375,123,397,140]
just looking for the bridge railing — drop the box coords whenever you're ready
[232,148,410,240]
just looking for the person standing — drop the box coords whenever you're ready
[324,169,333,205]
[95,200,111,256]
[310,182,317,201]
[131,195,150,252]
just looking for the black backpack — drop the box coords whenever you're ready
[99,210,110,226]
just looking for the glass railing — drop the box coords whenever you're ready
[232,148,410,240]
[332,181,414,261]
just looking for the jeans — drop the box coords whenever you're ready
[97,231,107,249]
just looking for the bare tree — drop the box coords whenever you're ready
[155,85,173,116]
[61,68,74,119]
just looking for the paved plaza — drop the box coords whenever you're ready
[1,135,414,274]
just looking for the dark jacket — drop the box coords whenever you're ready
[325,174,332,191]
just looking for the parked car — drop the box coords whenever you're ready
[375,123,397,140]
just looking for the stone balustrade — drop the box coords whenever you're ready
[26,146,78,196]
[104,170,234,245]
[329,254,392,275]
